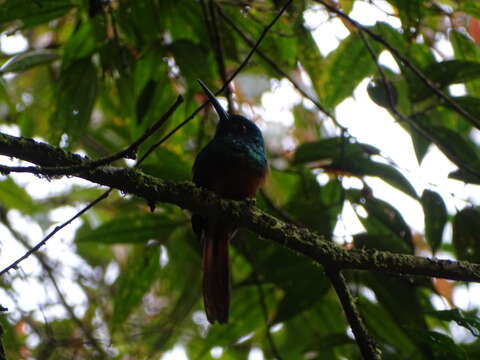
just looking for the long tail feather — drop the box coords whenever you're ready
[202,234,230,324]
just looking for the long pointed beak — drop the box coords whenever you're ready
[198,80,229,122]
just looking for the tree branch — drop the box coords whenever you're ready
[0,96,183,177]
[0,132,479,282]
[325,269,380,360]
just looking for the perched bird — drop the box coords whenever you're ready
[192,80,268,324]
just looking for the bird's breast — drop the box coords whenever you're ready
[193,137,267,200]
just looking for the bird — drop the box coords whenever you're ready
[192,80,268,324]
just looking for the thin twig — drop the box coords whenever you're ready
[202,0,233,111]
[1,216,107,358]
[325,268,380,360]
[0,189,111,277]
[242,242,283,360]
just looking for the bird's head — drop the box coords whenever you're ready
[198,80,264,145]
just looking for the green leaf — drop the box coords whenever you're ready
[168,40,215,85]
[293,137,380,165]
[75,220,113,267]
[453,208,480,263]
[449,168,480,184]
[349,190,413,251]
[286,173,343,237]
[387,0,424,35]
[460,2,480,18]
[297,24,324,100]
[410,125,431,164]
[76,213,178,244]
[450,30,480,97]
[359,300,418,357]
[428,309,480,338]
[197,285,271,356]
[442,96,480,129]
[411,60,480,102]
[413,115,480,173]
[318,33,380,109]
[0,50,58,74]
[367,78,398,108]
[52,58,97,146]
[62,22,97,67]
[0,178,39,214]
[242,235,330,323]
[141,148,191,181]
[339,0,355,13]
[111,244,160,332]
[0,0,73,28]
[294,138,417,199]
[357,160,418,199]
[413,330,467,360]
[421,190,447,254]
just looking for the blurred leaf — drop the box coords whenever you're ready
[141,147,191,181]
[442,96,480,129]
[0,50,58,74]
[293,137,379,165]
[76,213,179,244]
[198,285,271,355]
[387,0,423,35]
[354,160,418,199]
[240,234,330,323]
[111,244,160,332]
[62,22,97,67]
[367,77,398,108]
[0,178,39,214]
[413,114,480,173]
[453,208,480,263]
[421,190,447,254]
[349,189,413,250]
[286,172,343,237]
[360,301,418,357]
[0,0,73,28]
[168,40,215,85]
[461,2,480,20]
[319,33,381,109]
[296,24,324,100]
[449,168,480,184]
[52,58,97,145]
[339,0,355,13]
[75,220,113,267]
[411,60,480,102]
[410,125,431,165]
[413,330,467,360]
[294,138,417,199]
[428,309,480,338]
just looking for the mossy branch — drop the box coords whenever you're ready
[0,132,479,282]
